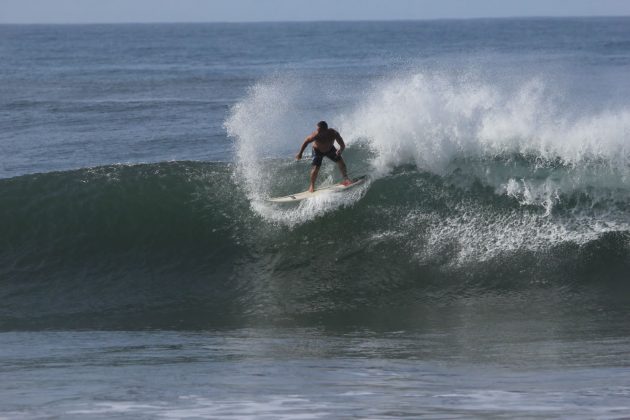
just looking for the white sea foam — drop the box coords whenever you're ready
[67,396,329,419]
[226,70,630,225]
[420,206,630,264]
[341,73,630,174]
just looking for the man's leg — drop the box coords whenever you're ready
[336,158,350,183]
[309,165,320,192]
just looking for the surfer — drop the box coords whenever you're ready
[296,121,351,192]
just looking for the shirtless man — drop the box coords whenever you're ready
[295,121,351,192]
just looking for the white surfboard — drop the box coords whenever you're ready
[268,176,367,203]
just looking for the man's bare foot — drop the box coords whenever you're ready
[308,186,315,193]
[341,179,353,186]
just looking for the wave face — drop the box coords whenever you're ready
[2,157,630,330]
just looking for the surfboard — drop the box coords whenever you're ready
[268,176,367,203]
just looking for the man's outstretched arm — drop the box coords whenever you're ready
[296,134,315,160]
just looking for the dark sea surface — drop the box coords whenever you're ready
[1,18,630,418]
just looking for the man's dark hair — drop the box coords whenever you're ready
[317,121,328,130]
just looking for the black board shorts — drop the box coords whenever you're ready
[312,146,341,167]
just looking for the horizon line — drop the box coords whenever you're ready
[1,14,629,26]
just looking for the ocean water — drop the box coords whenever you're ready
[1,18,630,418]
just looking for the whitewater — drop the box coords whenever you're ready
[225,70,630,266]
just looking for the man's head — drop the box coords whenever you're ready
[317,121,328,131]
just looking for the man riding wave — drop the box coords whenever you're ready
[296,121,351,192]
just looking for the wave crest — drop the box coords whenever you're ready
[227,71,630,218]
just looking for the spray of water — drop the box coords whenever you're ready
[226,70,630,236]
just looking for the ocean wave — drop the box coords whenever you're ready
[1,161,629,329]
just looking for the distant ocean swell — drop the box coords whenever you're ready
[1,156,629,330]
